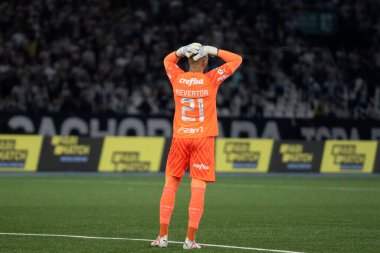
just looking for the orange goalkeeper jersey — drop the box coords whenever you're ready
[164,50,242,138]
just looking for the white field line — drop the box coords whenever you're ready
[0,232,306,253]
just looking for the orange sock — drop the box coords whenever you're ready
[187,179,206,240]
[159,175,181,236]
[187,226,197,241]
[160,224,168,237]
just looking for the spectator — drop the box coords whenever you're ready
[0,0,379,119]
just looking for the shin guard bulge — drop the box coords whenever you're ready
[188,182,206,229]
[159,175,181,234]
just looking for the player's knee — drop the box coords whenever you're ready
[165,175,181,191]
[191,178,206,189]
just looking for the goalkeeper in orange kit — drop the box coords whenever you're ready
[151,43,242,249]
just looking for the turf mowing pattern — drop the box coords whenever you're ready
[0,174,379,253]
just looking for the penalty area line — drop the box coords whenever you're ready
[0,232,306,253]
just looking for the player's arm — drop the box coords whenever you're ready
[163,52,183,82]
[216,49,243,73]
[198,46,242,86]
[163,52,181,70]
[163,43,201,82]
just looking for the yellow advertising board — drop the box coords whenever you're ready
[320,141,377,173]
[98,137,165,172]
[0,135,43,172]
[216,138,274,173]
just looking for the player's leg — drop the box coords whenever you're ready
[183,178,206,249]
[151,175,181,248]
[159,175,181,236]
[183,137,215,249]
[152,138,190,248]
[160,138,190,232]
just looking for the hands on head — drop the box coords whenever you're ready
[176,43,218,61]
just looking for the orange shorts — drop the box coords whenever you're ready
[165,137,215,182]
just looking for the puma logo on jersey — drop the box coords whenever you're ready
[179,78,204,86]
[193,163,209,170]
[217,74,229,82]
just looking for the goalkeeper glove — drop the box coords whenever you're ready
[175,42,201,58]
[192,45,218,61]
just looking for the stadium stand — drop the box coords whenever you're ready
[0,0,379,119]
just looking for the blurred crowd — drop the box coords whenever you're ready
[0,0,379,119]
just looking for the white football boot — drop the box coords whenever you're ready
[150,235,168,248]
[183,237,201,249]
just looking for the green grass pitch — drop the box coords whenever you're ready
[0,174,379,253]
